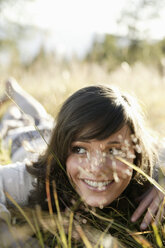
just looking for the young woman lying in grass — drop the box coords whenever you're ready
[0,79,164,246]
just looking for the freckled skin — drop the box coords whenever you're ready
[66,126,135,207]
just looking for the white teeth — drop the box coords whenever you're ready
[84,179,112,188]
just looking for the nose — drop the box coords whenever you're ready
[86,151,132,180]
[87,151,109,176]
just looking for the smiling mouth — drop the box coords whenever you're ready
[82,179,113,190]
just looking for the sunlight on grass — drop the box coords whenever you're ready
[1,61,165,135]
[0,61,165,247]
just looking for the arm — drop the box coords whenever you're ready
[0,162,35,222]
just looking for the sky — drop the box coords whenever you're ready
[2,0,165,59]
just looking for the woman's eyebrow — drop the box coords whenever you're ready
[73,140,121,144]
[107,141,121,145]
[72,140,90,143]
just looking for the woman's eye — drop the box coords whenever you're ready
[109,148,114,155]
[109,148,121,155]
[71,146,86,154]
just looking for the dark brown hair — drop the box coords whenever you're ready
[27,85,157,210]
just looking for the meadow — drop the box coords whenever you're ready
[1,59,165,135]
[0,59,165,247]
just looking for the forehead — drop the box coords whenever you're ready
[107,125,132,141]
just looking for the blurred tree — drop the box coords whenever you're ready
[118,0,163,40]
[86,34,126,71]
[86,34,165,74]
[116,0,165,72]
[0,0,45,67]
[86,0,165,73]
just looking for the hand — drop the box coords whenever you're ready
[131,186,164,230]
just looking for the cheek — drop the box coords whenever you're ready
[111,160,133,178]
[66,157,76,179]
[66,156,83,182]
[66,155,91,178]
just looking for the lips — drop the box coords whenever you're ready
[84,179,112,187]
[81,179,113,191]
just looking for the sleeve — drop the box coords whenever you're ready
[0,162,35,222]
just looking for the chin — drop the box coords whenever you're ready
[83,197,110,208]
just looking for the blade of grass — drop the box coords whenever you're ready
[89,209,152,247]
[89,210,114,223]
[52,180,67,248]
[108,207,128,221]
[35,205,57,236]
[45,156,53,216]
[116,157,165,195]
[5,91,65,173]
[5,192,36,233]
[151,222,163,248]
[68,211,74,248]
[32,210,45,248]
[94,223,112,248]
[130,233,153,248]
[35,205,64,246]
[161,224,165,241]
[157,197,165,225]
[75,224,93,248]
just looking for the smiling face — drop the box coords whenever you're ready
[66,126,135,208]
